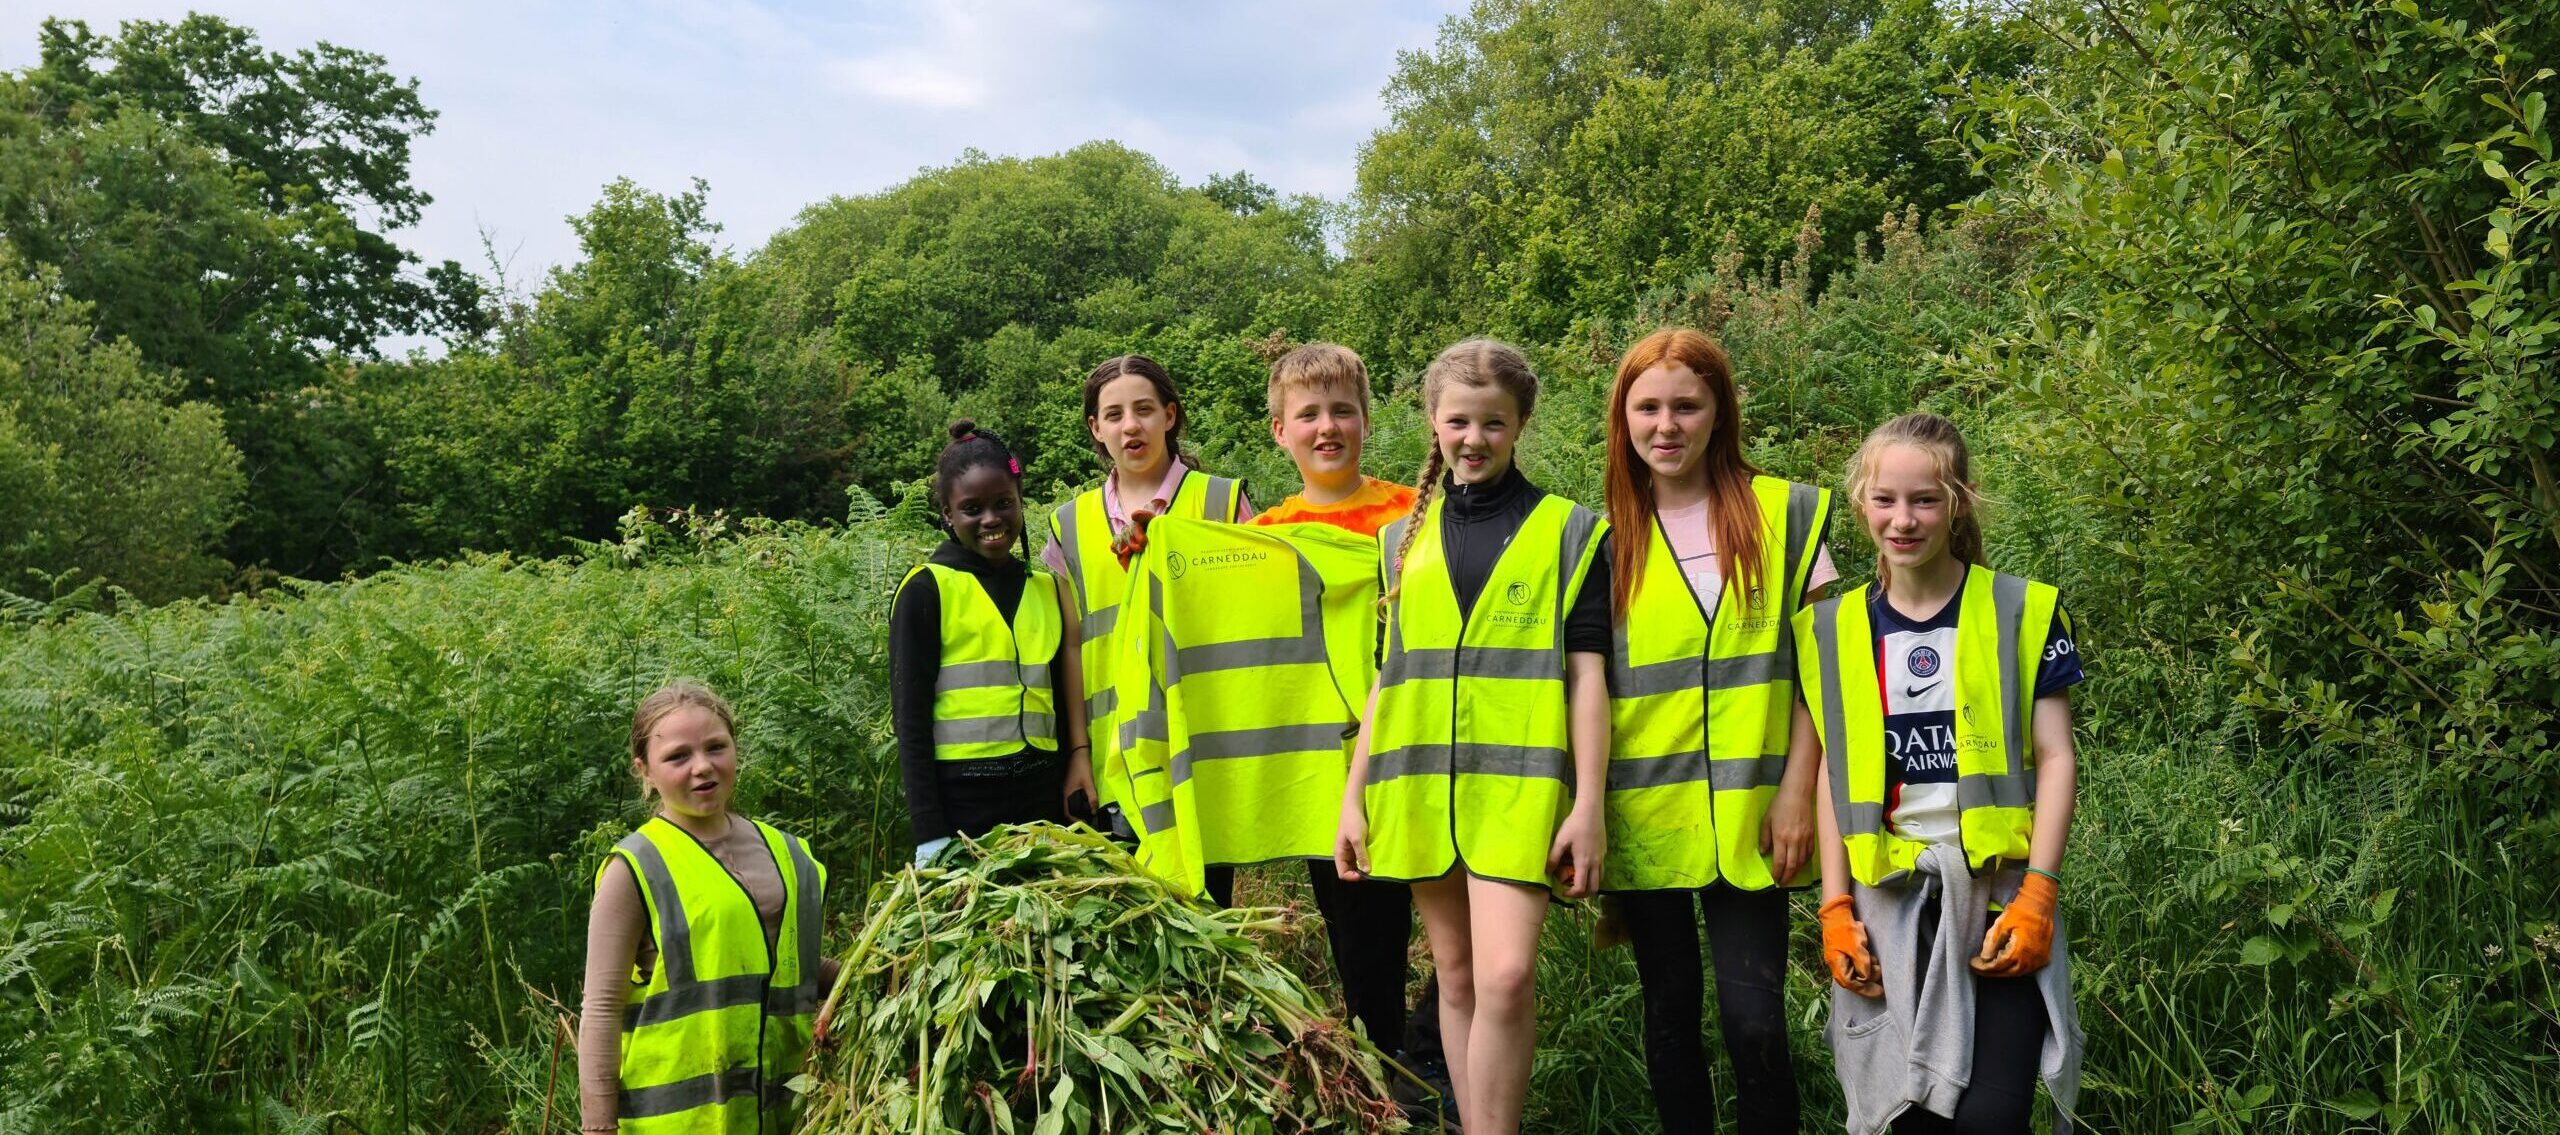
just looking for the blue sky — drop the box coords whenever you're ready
[1,1,1463,294]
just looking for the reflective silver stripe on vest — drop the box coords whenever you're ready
[1381,516,1411,582]
[1118,665,1167,754]
[1839,800,1886,834]
[1558,506,1602,626]
[625,971,764,1029]
[1993,571,2029,783]
[616,833,694,985]
[767,981,824,1016]
[1605,750,1787,792]
[1366,741,1573,785]
[935,659,1021,691]
[1140,799,1177,833]
[1082,605,1117,641]
[1608,651,1783,699]
[936,715,1041,745]
[1169,722,1354,786]
[1202,474,1233,522]
[623,968,822,1028]
[1776,481,1822,683]
[620,1065,766,1120]
[1961,768,2032,811]
[1808,601,1862,835]
[782,834,824,1016]
[1384,645,1555,684]
[1174,635,1324,674]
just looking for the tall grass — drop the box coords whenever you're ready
[0,507,924,1133]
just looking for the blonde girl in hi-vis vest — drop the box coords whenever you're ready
[1335,339,1613,1135]
[1801,413,2087,1134]
[1599,328,1838,1135]
[579,682,833,1135]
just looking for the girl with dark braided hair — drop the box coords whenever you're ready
[889,421,1093,866]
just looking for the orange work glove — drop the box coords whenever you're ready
[1971,871,2059,978]
[1819,894,1883,997]
[1111,503,1165,569]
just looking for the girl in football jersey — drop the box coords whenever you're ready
[1799,413,2085,1134]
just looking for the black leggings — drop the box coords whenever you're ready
[937,760,1066,838]
[1621,884,1800,1135]
[1890,893,2050,1135]
[1203,863,1434,1060]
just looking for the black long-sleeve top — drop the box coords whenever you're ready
[888,539,1069,843]
[1383,465,1616,661]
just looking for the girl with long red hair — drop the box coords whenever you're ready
[1598,328,1837,1134]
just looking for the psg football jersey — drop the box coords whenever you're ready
[1868,586,2082,845]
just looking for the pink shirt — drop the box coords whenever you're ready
[1656,497,1838,617]
[1041,460,1252,577]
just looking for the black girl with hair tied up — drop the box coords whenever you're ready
[889,420,1093,866]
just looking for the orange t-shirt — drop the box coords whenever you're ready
[1249,476,1418,537]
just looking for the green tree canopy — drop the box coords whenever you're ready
[0,250,242,600]
[1343,0,2031,367]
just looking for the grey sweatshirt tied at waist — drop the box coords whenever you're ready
[1829,841,2085,1134]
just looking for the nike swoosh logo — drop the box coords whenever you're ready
[1903,682,1942,699]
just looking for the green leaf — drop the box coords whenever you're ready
[2331,1091,2383,1120]
[2240,936,2285,965]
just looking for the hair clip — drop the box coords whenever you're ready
[1007,456,1022,476]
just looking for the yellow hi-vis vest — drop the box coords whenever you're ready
[1605,477,1831,892]
[1114,518,1383,896]
[1362,493,1606,886]
[905,563,1061,761]
[601,816,827,1135]
[1792,565,2058,888]
[1046,469,1245,809]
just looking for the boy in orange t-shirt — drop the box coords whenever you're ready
[1240,344,1446,1117]
[1251,343,1418,536]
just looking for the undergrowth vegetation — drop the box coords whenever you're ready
[0,506,922,1132]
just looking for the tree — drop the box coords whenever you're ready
[0,15,485,583]
[19,15,471,373]
[0,252,242,601]
[748,142,1336,492]
[373,179,850,556]
[1343,0,2032,367]
[1965,0,2560,793]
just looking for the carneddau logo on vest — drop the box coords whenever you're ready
[1174,547,1272,576]
[1504,581,1531,607]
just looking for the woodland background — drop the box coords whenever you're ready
[2,2,2555,1132]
